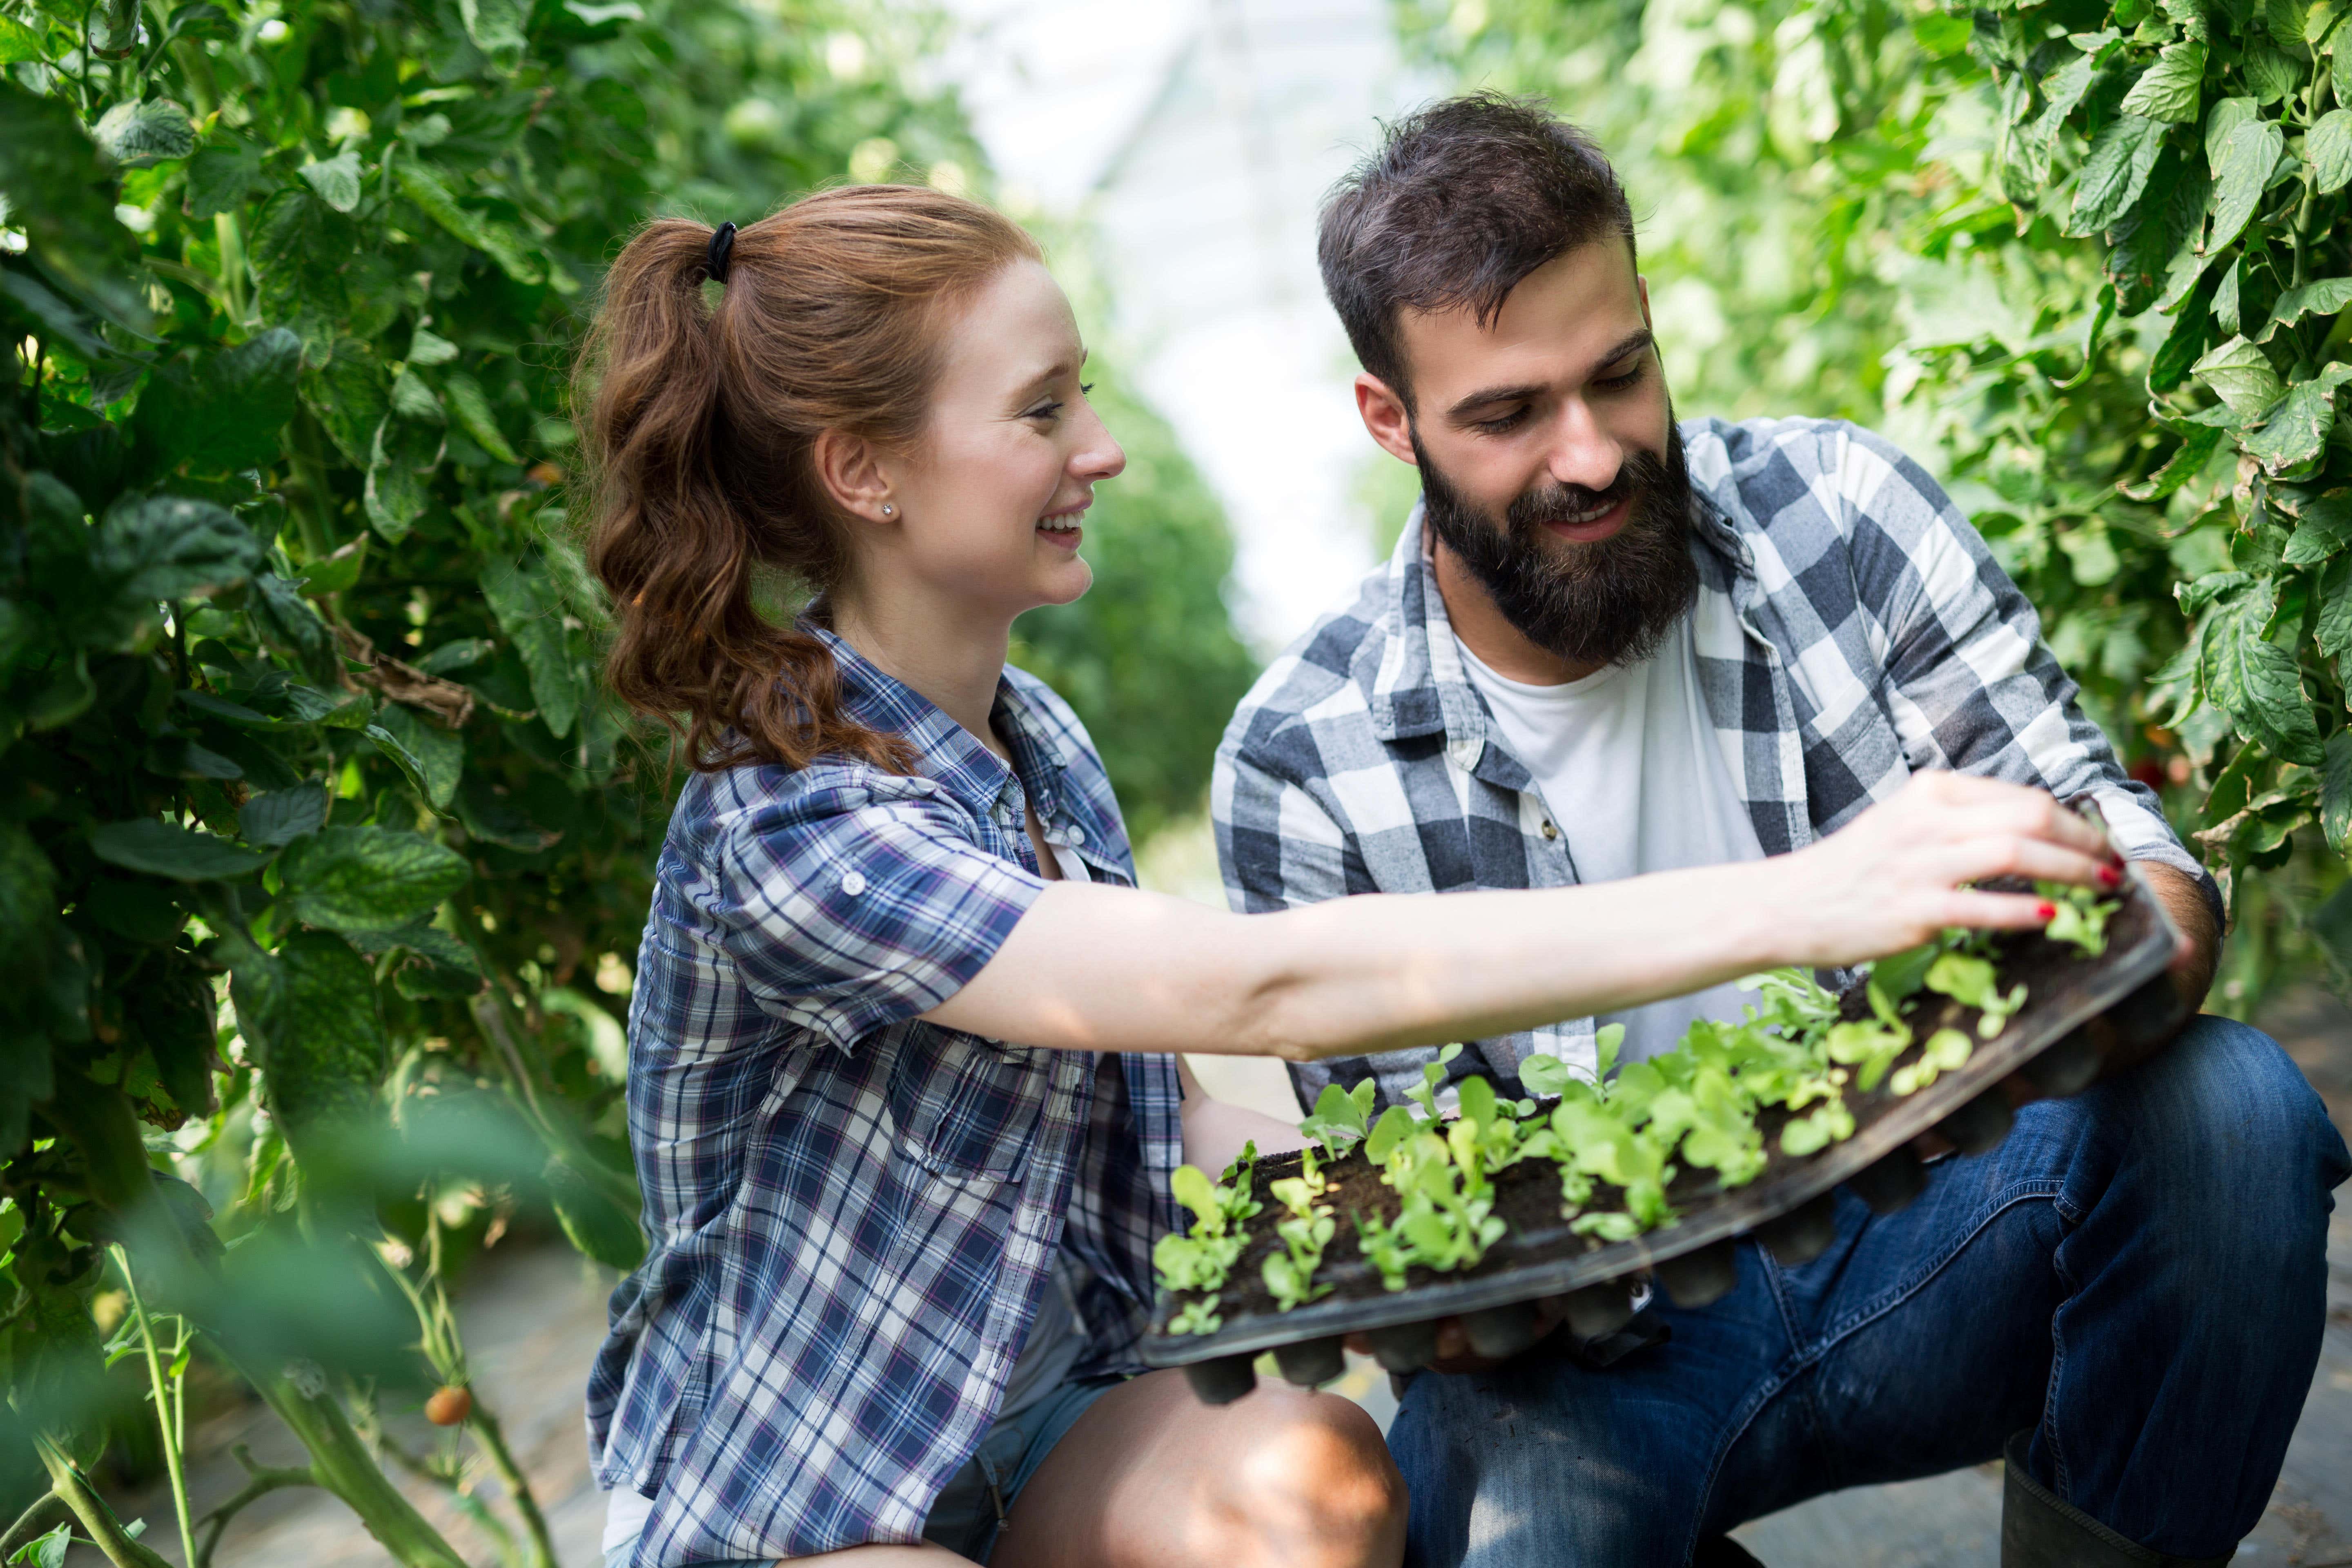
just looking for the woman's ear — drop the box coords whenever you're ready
[811,428,898,524]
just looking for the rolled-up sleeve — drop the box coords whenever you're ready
[1833,421,2220,923]
[702,779,1047,1051]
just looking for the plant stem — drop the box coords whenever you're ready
[31,1433,176,1568]
[464,1406,557,1568]
[0,1492,72,1559]
[111,1247,197,1567]
[194,1449,320,1568]
[209,1348,474,1568]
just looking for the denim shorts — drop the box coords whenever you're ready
[601,1374,1124,1567]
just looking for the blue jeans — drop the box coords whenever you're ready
[1388,1016,2351,1567]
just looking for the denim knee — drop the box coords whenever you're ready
[2102,1015,2350,1225]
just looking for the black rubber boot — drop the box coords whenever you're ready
[2001,1432,2234,1567]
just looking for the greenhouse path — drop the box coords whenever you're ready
[83,989,2352,1568]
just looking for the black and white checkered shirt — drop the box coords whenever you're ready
[1213,416,2211,1116]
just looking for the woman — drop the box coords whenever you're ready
[576,186,2113,1568]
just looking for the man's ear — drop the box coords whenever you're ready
[1637,273,1652,328]
[811,427,895,525]
[1354,372,1419,467]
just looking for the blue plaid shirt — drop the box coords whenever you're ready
[587,628,1183,1564]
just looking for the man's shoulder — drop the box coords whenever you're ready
[1225,563,1389,735]
[1681,414,1952,542]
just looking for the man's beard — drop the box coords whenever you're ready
[1414,413,1698,670]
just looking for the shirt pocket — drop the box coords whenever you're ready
[885,1027,1049,1183]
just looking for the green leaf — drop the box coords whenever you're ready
[407,327,460,366]
[2205,593,2325,765]
[394,163,544,285]
[0,16,44,64]
[277,825,467,930]
[2259,276,2352,341]
[2205,97,2260,171]
[544,1152,646,1269]
[441,371,520,463]
[92,99,196,168]
[2323,730,2352,850]
[390,366,444,422]
[1913,13,1970,55]
[2065,114,2169,236]
[94,493,264,601]
[2272,0,2312,48]
[365,415,446,542]
[0,81,151,332]
[2243,363,2352,472]
[370,704,465,810]
[2243,45,2303,104]
[89,819,269,879]
[248,931,386,1140]
[9,1522,70,1568]
[2317,554,2352,659]
[301,340,393,469]
[135,327,303,474]
[298,149,364,213]
[2191,334,2285,416]
[248,188,363,354]
[2311,109,2352,193]
[2209,117,2287,256]
[459,0,527,69]
[184,136,266,219]
[2119,42,2207,122]
[238,782,328,846]
[2121,423,2224,499]
[248,571,343,683]
[2165,0,2212,40]
[2284,493,2352,562]
[481,556,582,737]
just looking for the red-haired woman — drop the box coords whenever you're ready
[575,187,2113,1568]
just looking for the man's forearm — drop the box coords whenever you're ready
[2137,860,2220,1012]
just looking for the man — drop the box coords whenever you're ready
[1213,94,2349,1568]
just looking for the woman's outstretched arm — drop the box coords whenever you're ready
[925,772,2117,1061]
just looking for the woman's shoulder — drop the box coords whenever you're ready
[667,751,970,863]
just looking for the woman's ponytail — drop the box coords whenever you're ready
[577,187,1041,773]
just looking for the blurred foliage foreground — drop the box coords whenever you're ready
[0,0,1253,1559]
[1406,0,2352,1012]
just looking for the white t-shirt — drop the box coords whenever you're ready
[1455,612,1768,1065]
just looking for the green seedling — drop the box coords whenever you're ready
[1354,1209,1414,1291]
[2037,880,2115,957]
[1167,1294,1223,1336]
[1889,1027,1973,1096]
[1300,1078,1379,1158]
[1825,982,1913,1092]
[1925,950,2027,1039]
[1155,1160,1266,1296]
[1408,1042,1467,1122]
[1779,1096,1856,1156]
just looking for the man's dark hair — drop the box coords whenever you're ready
[1319,93,1636,403]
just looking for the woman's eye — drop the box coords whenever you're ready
[1026,401,1065,421]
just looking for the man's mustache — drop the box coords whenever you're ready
[1508,470,1638,527]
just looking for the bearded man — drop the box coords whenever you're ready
[1212,94,2348,1568]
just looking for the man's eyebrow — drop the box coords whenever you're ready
[1442,328,1656,424]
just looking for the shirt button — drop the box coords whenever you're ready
[1541,821,1558,841]
[840,871,867,896]
[1068,825,1086,845]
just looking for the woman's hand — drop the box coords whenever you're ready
[1756,771,2120,971]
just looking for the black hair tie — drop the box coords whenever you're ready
[706,221,737,285]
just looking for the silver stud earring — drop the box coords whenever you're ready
[881,504,895,517]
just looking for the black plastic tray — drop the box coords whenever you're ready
[1143,862,2185,1397]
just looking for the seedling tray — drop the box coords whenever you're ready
[1143,863,2185,1394]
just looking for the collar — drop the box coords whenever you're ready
[807,624,1072,826]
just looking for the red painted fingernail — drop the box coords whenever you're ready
[2037,901,2057,921]
[2098,865,2121,888]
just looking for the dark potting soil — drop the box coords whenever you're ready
[1179,879,2166,1330]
